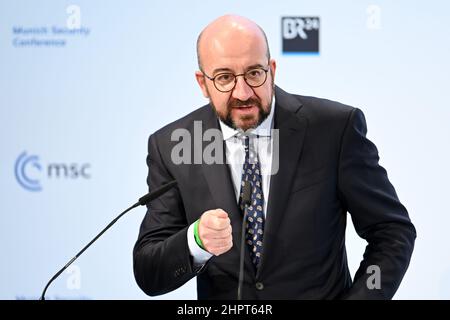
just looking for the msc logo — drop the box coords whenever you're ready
[15,152,43,191]
[14,151,91,192]
[282,17,320,54]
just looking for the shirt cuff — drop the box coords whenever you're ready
[187,221,213,266]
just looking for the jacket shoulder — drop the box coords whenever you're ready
[151,104,213,138]
[296,94,356,120]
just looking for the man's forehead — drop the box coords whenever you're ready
[208,60,268,75]
[201,40,268,73]
[203,27,266,51]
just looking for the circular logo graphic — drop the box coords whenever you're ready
[15,151,42,192]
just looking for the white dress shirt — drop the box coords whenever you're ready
[187,99,276,265]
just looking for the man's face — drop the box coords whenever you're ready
[196,30,276,131]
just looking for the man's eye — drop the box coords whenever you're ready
[247,69,263,78]
[216,74,234,83]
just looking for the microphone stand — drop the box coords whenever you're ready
[40,180,177,300]
[237,181,251,300]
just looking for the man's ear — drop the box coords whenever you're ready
[269,59,277,82]
[195,71,210,98]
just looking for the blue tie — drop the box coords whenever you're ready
[238,135,265,268]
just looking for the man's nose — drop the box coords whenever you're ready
[232,76,253,101]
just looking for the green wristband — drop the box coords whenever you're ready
[194,219,205,249]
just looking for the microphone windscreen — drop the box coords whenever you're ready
[138,180,177,206]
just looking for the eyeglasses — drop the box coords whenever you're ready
[201,66,269,93]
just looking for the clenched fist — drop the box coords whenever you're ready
[198,209,233,256]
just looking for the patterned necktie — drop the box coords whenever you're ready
[238,135,265,268]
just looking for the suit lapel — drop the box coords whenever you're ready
[201,154,240,219]
[257,87,308,278]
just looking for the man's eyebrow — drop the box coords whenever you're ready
[211,64,267,76]
[246,63,266,70]
[212,67,234,75]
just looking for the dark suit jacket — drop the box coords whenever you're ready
[133,86,416,299]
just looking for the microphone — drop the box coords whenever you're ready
[237,180,251,300]
[39,180,177,300]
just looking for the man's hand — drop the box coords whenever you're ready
[198,209,233,256]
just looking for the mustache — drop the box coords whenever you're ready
[228,97,262,109]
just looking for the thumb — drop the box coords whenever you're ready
[211,209,229,219]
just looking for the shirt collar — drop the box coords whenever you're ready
[219,98,275,141]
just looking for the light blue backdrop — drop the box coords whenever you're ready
[1,0,449,299]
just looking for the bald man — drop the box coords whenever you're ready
[133,15,416,300]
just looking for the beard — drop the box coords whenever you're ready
[219,98,271,131]
[209,91,274,131]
